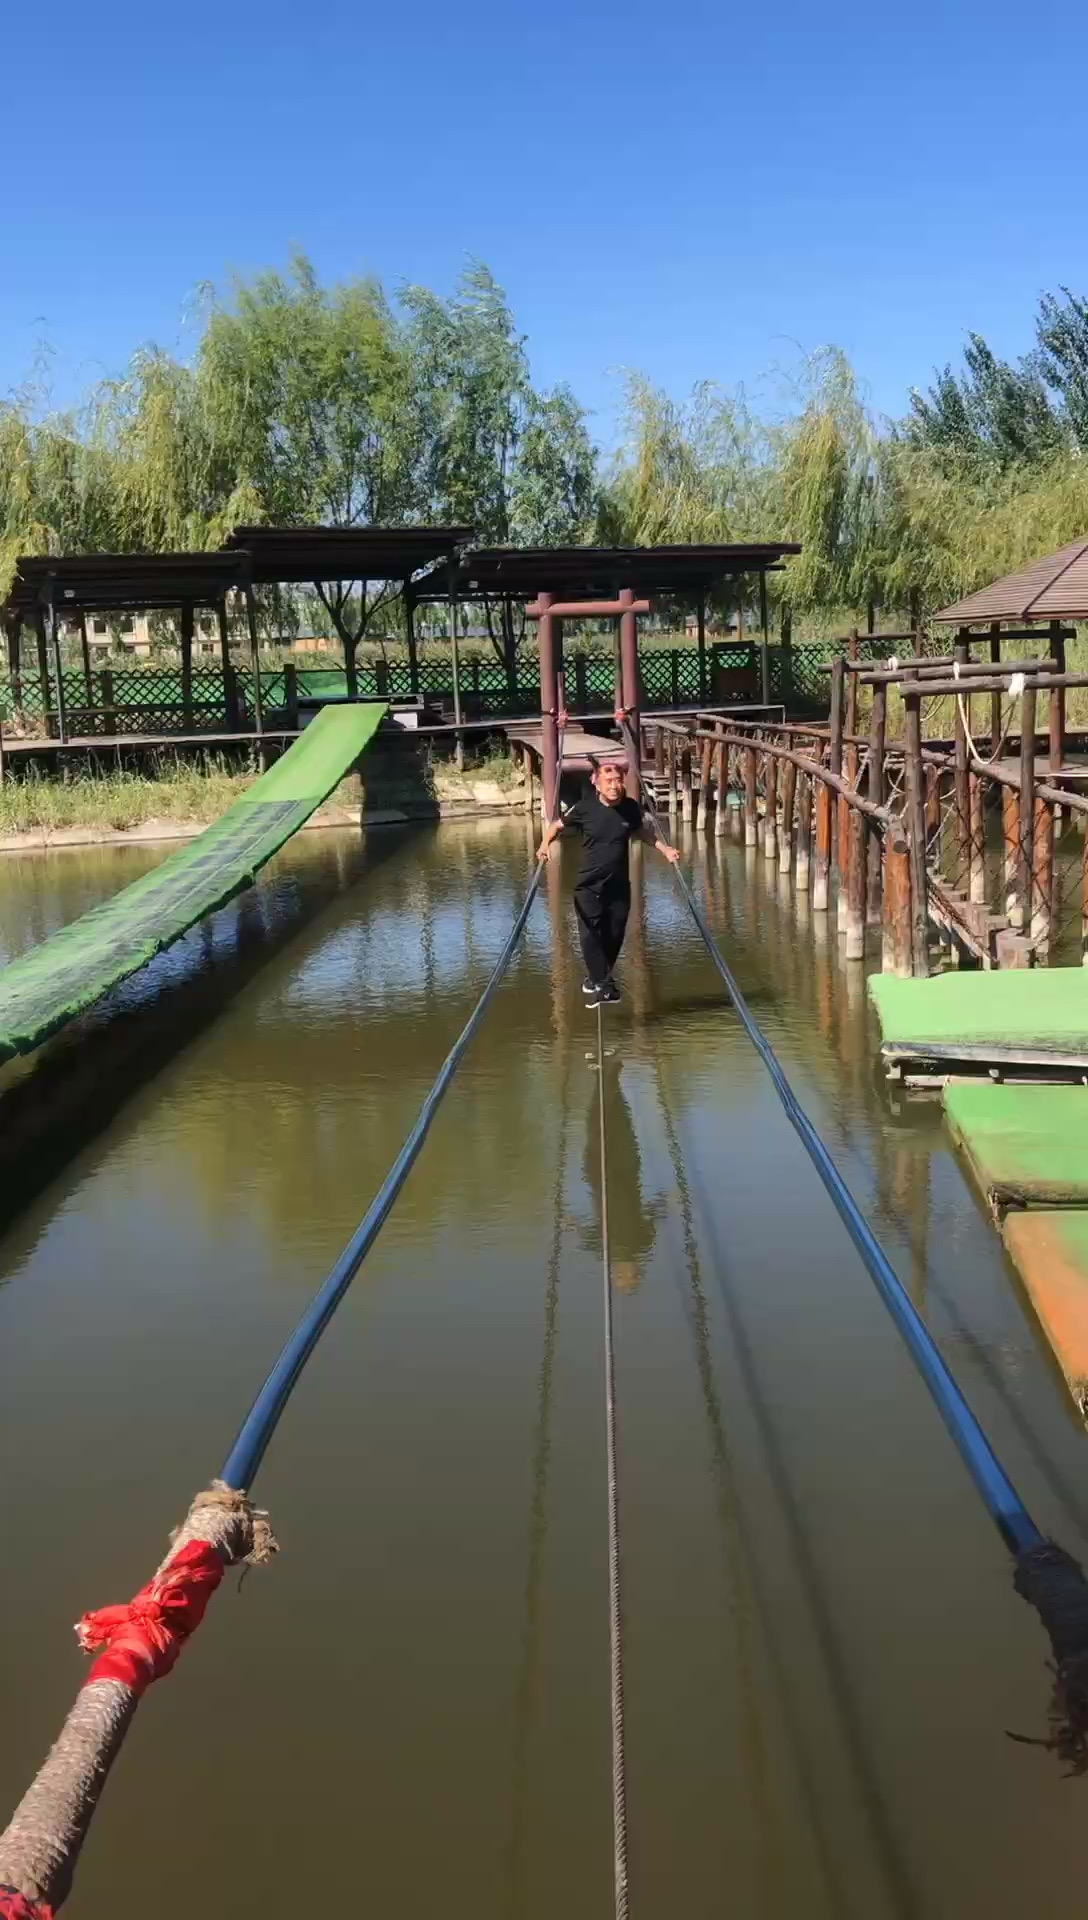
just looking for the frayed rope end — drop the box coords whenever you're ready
[1012,1540,1088,1774]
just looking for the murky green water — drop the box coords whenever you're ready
[1,817,1087,1918]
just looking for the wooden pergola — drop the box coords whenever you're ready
[412,541,800,797]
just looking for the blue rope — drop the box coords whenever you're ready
[632,731,1041,1559]
[221,726,566,1491]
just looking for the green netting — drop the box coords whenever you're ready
[944,1083,1088,1205]
[0,703,386,1065]
[868,969,1088,1060]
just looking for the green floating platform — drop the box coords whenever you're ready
[944,1083,1088,1209]
[0,703,385,1065]
[1003,1210,1088,1415]
[869,968,1088,1067]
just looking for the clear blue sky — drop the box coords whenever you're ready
[6,0,1087,447]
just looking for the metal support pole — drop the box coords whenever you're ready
[243,584,266,747]
[448,565,464,772]
[46,582,67,745]
[536,590,557,813]
[618,586,640,801]
[758,571,770,707]
[405,582,419,699]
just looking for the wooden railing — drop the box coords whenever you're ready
[643,663,1088,977]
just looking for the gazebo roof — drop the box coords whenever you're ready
[934,538,1088,625]
[5,552,244,615]
[222,525,472,584]
[411,542,800,602]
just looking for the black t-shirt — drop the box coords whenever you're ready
[565,791,644,890]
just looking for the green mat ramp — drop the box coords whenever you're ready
[0,703,386,1065]
[944,1083,1088,1208]
[869,969,1088,1065]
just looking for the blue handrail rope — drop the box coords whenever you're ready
[221,721,568,1492]
[626,720,1088,1764]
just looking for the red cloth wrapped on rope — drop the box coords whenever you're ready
[0,1890,54,1918]
[75,1540,225,1696]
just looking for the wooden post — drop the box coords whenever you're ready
[867,681,887,922]
[779,758,796,874]
[696,733,713,831]
[758,571,770,706]
[667,732,679,819]
[1082,827,1088,967]
[1049,620,1065,774]
[404,583,419,697]
[1032,797,1054,954]
[796,771,812,891]
[34,606,54,738]
[845,806,867,960]
[828,655,844,901]
[449,580,465,773]
[78,612,93,714]
[952,631,970,893]
[903,692,930,976]
[243,584,266,747]
[284,663,299,731]
[744,746,758,846]
[715,737,728,837]
[1003,785,1020,924]
[653,724,665,777]
[1018,683,1037,939]
[575,652,588,712]
[969,774,986,904]
[99,667,116,737]
[681,736,694,823]
[46,589,67,745]
[882,828,913,977]
[989,623,1002,759]
[524,747,537,818]
[762,751,777,860]
[696,593,707,702]
[813,780,831,910]
[618,586,641,800]
[180,601,194,730]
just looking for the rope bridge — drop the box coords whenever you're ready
[5,716,1088,1916]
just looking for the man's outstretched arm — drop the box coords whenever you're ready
[640,821,681,864]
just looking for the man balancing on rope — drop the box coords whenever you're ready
[537,754,679,1007]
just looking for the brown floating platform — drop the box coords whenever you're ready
[1003,1211,1088,1418]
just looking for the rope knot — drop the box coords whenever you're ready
[75,1539,226,1696]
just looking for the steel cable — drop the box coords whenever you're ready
[593,997,630,1920]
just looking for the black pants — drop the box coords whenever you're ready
[574,881,630,986]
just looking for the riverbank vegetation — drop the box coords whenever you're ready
[5,256,1088,676]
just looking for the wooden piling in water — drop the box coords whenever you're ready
[681,738,694,823]
[1032,796,1054,953]
[667,732,679,819]
[867,681,887,923]
[1019,685,1037,940]
[779,759,796,874]
[715,737,728,837]
[969,773,986,904]
[1082,829,1088,967]
[953,633,971,890]
[813,780,831,910]
[828,655,845,910]
[882,828,913,977]
[763,751,778,860]
[845,807,867,960]
[903,692,930,976]
[796,771,812,892]
[744,747,758,847]
[1003,785,1020,924]
[696,734,714,831]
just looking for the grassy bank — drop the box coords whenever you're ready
[0,742,523,836]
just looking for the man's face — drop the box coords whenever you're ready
[594,763,625,805]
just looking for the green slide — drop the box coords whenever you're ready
[0,703,386,1065]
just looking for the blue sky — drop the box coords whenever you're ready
[5,0,1087,450]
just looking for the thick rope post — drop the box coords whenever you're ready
[620,718,1088,1768]
[0,1485,275,1916]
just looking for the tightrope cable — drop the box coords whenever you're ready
[594,998,630,1920]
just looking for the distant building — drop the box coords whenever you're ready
[62,613,226,661]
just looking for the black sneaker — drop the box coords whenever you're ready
[601,979,622,1004]
[582,978,600,998]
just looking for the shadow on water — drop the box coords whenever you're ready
[0,824,418,1234]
